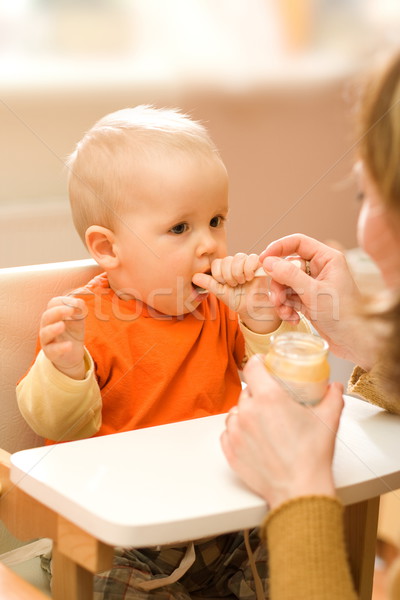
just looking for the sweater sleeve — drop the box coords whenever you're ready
[16,349,102,441]
[263,496,357,600]
[239,315,311,359]
[347,362,400,414]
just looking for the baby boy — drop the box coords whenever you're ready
[17,106,309,599]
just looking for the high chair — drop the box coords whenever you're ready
[0,259,101,597]
[1,258,398,600]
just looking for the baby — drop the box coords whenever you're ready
[17,106,309,599]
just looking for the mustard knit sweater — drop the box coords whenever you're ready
[262,365,400,599]
[263,497,357,599]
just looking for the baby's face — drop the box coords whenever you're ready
[110,154,229,315]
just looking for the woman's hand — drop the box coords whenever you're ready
[221,355,344,510]
[260,234,375,369]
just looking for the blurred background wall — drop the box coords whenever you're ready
[1,0,399,267]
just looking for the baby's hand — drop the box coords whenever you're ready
[210,253,261,287]
[193,253,280,334]
[39,296,87,379]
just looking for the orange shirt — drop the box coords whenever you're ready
[74,273,245,436]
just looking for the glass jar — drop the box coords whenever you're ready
[265,332,330,405]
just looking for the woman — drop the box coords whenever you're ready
[221,51,400,599]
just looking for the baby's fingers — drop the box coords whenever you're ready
[211,256,239,286]
[230,253,248,285]
[269,279,302,322]
[230,253,260,284]
[41,304,74,329]
[243,254,261,281]
[41,340,74,363]
[210,258,225,284]
[42,297,86,325]
[220,256,238,287]
[40,297,86,347]
[40,320,67,348]
[212,254,260,287]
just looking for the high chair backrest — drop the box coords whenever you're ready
[0,259,101,454]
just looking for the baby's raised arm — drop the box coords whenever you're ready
[17,294,102,441]
[40,296,87,380]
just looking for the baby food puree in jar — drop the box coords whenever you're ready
[265,332,330,405]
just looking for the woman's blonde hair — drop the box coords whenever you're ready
[358,52,400,395]
[66,105,220,243]
[358,51,400,211]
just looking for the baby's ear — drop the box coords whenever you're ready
[85,226,119,270]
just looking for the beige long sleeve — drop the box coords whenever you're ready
[16,349,102,442]
[240,314,311,359]
[263,496,357,600]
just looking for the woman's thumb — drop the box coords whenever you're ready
[263,256,311,293]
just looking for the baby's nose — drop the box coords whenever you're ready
[197,232,218,256]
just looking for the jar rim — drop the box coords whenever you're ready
[270,332,329,360]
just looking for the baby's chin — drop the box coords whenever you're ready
[148,292,208,318]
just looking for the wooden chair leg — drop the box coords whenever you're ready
[1,450,114,600]
[344,497,380,600]
[52,545,94,600]
[53,515,114,599]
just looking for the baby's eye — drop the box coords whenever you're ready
[210,215,225,228]
[170,222,188,235]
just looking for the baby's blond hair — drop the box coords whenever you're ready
[66,105,220,243]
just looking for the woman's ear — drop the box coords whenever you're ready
[85,226,120,270]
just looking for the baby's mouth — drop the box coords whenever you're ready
[193,284,208,294]
[192,270,211,294]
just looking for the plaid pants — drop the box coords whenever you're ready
[93,530,269,600]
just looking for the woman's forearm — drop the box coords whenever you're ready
[264,496,357,600]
